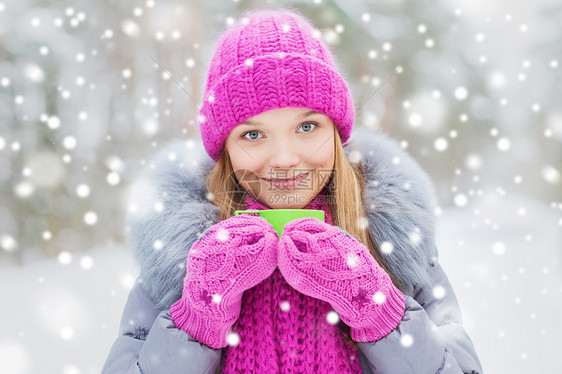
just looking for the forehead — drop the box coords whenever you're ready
[240,107,328,127]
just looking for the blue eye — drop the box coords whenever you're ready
[298,122,317,133]
[240,122,319,143]
[242,130,262,142]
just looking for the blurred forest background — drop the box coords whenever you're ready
[1,0,561,266]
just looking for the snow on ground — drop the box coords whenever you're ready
[436,191,562,373]
[0,243,139,374]
[0,191,561,373]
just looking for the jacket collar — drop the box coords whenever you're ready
[126,126,438,310]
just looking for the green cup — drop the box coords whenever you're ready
[234,209,324,237]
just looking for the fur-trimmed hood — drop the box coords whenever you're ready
[125,126,440,311]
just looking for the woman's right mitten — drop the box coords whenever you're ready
[170,214,279,349]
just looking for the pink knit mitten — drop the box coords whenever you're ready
[278,217,406,342]
[170,214,279,349]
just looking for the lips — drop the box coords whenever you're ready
[263,171,310,182]
[262,171,311,189]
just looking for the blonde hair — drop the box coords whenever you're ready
[205,125,405,352]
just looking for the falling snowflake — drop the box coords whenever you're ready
[326,310,340,325]
[279,301,291,312]
[227,332,240,346]
[432,285,446,299]
[380,241,394,254]
[400,333,414,348]
[216,228,230,242]
[346,253,359,268]
[373,291,386,304]
[409,227,422,246]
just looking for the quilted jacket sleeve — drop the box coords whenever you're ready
[101,277,223,374]
[356,261,483,374]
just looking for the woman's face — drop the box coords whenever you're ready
[225,107,336,209]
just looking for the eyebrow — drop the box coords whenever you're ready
[240,110,321,126]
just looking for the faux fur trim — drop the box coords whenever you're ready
[125,126,439,310]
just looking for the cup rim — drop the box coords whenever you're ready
[235,208,324,214]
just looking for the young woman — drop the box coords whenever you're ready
[102,8,482,374]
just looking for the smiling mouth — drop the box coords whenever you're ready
[263,171,310,182]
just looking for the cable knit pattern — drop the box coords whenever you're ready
[198,8,354,161]
[278,217,406,342]
[169,215,279,349]
[222,190,362,373]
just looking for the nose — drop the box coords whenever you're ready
[268,140,299,170]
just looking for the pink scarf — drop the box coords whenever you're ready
[221,190,362,373]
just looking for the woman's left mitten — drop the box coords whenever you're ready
[278,217,406,342]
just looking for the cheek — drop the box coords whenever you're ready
[228,149,263,190]
[310,139,335,169]
[233,159,262,176]
[228,145,257,172]
[309,143,334,190]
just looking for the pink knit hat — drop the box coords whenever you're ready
[198,8,355,162]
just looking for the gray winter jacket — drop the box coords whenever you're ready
[102,126,483,374]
